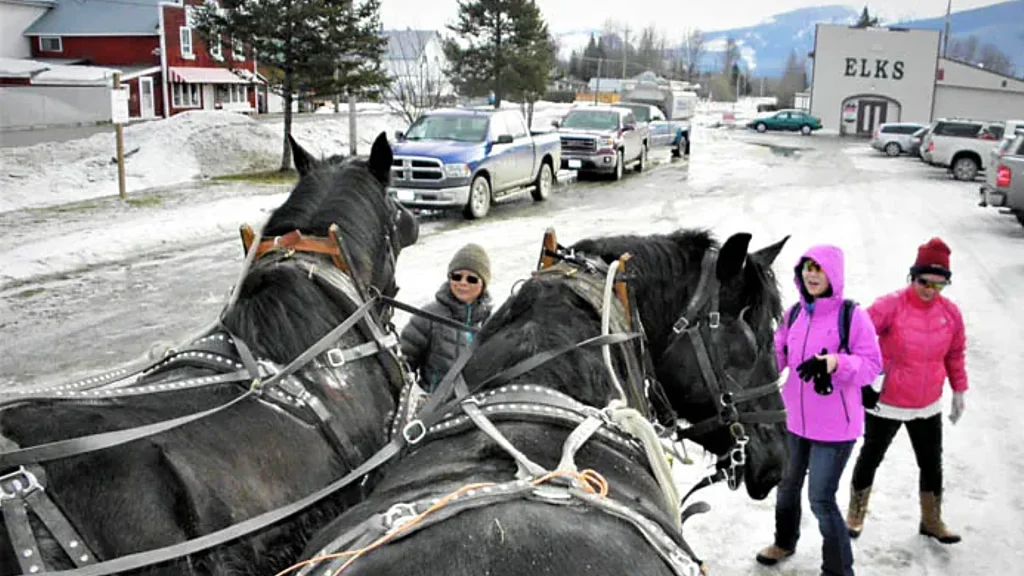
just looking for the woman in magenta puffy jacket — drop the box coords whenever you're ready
[757,244,882,576]
[845,238,967,545]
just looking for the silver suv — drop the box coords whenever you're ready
[871,123,926,157]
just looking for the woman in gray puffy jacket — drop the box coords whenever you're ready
[399,243,493,391]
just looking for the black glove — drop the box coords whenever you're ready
[861,386,880,409]
[796,348,829,382]
[813,372,834,396]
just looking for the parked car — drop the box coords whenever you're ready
[978,132,1024,227]
[555,106,646,180]
[390,108,561,220]
[747,109,823,135]
[906,125,931,158]
[871,122,926,156]
[920,118,1004,181]
[613,102,690,156]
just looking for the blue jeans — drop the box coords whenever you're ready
[775,431,856,576]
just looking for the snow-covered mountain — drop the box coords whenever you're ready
[555,1,1024,78]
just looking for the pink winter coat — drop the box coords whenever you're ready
[867,287,968,408]
[775,245,883,442]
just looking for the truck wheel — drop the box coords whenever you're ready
[531,162,553,201]
[635,144,647,173]
[685,138,691,156]
[612,150,624,181]
[463,175,491,219]
[756,123,767,133]
[885,142,901,157]
[952,157,979,181]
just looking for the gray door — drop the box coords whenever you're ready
[857,100,888,135]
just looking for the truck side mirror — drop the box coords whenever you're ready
[623,123,636,131]
[394,130,405,141]
[495,134,514,144]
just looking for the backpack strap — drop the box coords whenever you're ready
[786,304,801,328]
[838,299,857,354]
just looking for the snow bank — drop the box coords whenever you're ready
[0,110,407,214]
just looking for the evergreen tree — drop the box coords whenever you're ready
[196,0,388,171]
[443,0,556,109]
[854,6,880,28]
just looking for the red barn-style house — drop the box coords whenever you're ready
[20,0,263,119]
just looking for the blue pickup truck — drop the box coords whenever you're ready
[390,108,562,219]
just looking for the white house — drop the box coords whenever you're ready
[382,29,453,104]
[0,0,53,58]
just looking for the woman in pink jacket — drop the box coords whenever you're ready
[845,238,967,545]
[757,245,882,576]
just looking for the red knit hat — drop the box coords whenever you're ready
[910,237,952,279]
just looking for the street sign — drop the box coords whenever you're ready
[111,87,129,124]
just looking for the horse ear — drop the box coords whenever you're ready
[368,132,393,186]
[289,134,316,177]
[751,235,790,267]
[716,232,752,281]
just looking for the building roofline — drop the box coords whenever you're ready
[940,57,1024,83]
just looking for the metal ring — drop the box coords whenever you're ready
[326,348,346,368]
[402,419,426,444]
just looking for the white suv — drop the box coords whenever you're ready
[921,119,1004,181]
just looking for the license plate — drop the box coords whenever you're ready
[568,159,582,169]
[394,189,415,202]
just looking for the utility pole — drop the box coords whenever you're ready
[942,0,952,58]
[333,66,340,113]
[595,58,603,104]
[621,25,630,79]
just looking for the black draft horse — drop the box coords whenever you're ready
[294,230,789,575]
[0,132,418,576]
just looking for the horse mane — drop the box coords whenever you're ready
[221,156,394,364]
[571,229,783,353]
[463,278,622,408]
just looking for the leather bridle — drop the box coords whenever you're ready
[663,248,787,492]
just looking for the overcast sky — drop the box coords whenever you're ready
[379,0,1013,35]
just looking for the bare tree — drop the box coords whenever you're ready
[978,43,1015,76]
[777,49,808,107]
[381,31,451,124]
[680,28,705,82]
[948,35,979,62]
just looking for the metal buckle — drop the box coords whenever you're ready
[0,467,42,501]
[672,316,689,334]
[382,502,418,533]
[708,312,721,329]
[326,348,346,368]
[402,419,426,444]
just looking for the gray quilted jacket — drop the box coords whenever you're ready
[399,283,492,391]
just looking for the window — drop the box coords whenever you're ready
[172,83,201,108]
[39,37,61,52]
[215,84,248,105]
[180,27,194,58]
[488,115,510,140]
[231,37,244,61]
[504,113,528,139]
[935,122,982,138]
[210,34,223,60]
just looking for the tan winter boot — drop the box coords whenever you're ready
[846,486,872,538]
[755,544,794,566]
[919,492,962,544]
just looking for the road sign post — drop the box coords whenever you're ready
[111,73,129,200]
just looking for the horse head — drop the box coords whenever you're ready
[571,230,790,500]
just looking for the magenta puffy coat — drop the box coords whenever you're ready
[774,245,883,442]
[867,287,968,408]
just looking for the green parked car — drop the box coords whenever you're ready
[747,109,823,135]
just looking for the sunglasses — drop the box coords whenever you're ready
[802,260,823,273]
[915,277,949,291]
[449,272,480,285]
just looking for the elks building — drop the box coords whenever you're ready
[809,24,1024,135]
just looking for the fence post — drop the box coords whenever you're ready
[113,72,126,200]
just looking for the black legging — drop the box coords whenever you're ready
[851,412,943,494]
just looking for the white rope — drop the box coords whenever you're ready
[605,399,682,532]
[601,258,628,404]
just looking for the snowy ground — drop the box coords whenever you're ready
[2,125,1022,574]
[0,110,408,213]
